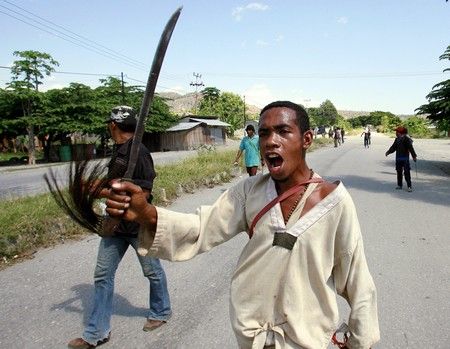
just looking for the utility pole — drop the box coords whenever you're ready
[121,72,125,104]
[190,72,204,114]
[243,95,246,128]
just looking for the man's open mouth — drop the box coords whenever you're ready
[266,153,284,170]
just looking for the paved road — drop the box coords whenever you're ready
[0,133,448,348]
[0,141,239,200]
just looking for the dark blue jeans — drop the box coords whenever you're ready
[82,236,171,345]
[396,159,412,188]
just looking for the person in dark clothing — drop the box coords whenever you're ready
[68,106,171,349]
[361,127,370,148]
[385,126,417,192]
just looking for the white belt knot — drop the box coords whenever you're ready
[252,322,286,349]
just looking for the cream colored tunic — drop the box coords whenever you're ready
[141,174,380,349]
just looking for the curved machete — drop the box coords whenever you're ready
[103,7,182,235]
[125,6,182,179]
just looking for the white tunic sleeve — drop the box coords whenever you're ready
[141,180,249,261]
[333,200,380,349]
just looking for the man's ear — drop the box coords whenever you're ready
[302,129,313,149]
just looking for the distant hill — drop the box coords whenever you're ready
[157,91,261,117]
[157,92,414,120]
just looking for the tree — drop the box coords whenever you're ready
[198,90,244,135]
[416,45,450,135]
[379,113,402,133]
[0,88,28,153]
[199,87,220,115]
[317,99,338,126]
[7,50,59,164]
[94,77,177,132]
[307,107,320,128]
[404,116,431,138]
[42,83,99,159]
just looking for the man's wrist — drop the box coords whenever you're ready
[137,205,158,230]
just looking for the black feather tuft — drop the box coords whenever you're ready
[44,160,110,234]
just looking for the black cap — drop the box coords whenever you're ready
[106,106,137,126]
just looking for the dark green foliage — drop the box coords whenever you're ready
[198,88,245,135]
[416,45,450,134]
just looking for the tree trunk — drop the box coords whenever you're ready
[27,125,36,165]
[41,134,54,162]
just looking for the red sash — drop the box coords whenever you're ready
[248,178,324,238]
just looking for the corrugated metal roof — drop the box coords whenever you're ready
[166,122,201,132]
[190,118,231,127]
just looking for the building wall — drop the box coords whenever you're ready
[160,125,227,151]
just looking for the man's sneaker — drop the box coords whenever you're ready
[143,319,167,332]
[395,186,402,190]
[68,334,110,349]
[407,187,412,192]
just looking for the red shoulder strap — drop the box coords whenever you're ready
[248,178,323,239]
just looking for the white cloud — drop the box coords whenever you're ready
[41,83,66,91]
[244,84,274,108]
[275,34,284,42]
[337,16,348,24]
[256,39,269,47]
[232,2,269,21]
[167,85,186,94]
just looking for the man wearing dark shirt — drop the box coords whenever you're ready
[68,106,171,349]
[385,126,417,192]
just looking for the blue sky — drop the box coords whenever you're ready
[1,0,449,114]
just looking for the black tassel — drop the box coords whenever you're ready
[44,160,110,234]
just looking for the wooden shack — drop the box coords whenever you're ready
[160,116,230,151]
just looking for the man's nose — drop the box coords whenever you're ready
[265,132,280,147]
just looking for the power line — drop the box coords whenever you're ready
[203,71,445,79]
[126,75,189,94]
[0,2,191,87]
[0,65,119,77]
[2,0,149,70]
[0,8,147,72]
[0,3,150,71]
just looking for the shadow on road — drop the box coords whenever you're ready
[50,283,147,326]
[342,167,449,208]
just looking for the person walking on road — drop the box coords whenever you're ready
[361,127,370,148]
[234,124,261,176]
[334,127,341,147]
[385,126,417,192]
[106,101,380,349]
[68,106,172,349]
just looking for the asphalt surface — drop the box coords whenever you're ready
[0,133,448,348]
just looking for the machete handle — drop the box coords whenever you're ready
[100,177,135,236]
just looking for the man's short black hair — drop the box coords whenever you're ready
[259,101,310,133]
[115,122,136,133]
[245,124,255,132]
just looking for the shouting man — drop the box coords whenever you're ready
[106,101,380,349]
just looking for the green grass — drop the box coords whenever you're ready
[0,142,334,267]
[0,150,44,162]
[0,194,81,263]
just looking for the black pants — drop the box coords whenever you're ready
[364,136,369,147]
[396,159,412,188]
[246,166,258,176]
